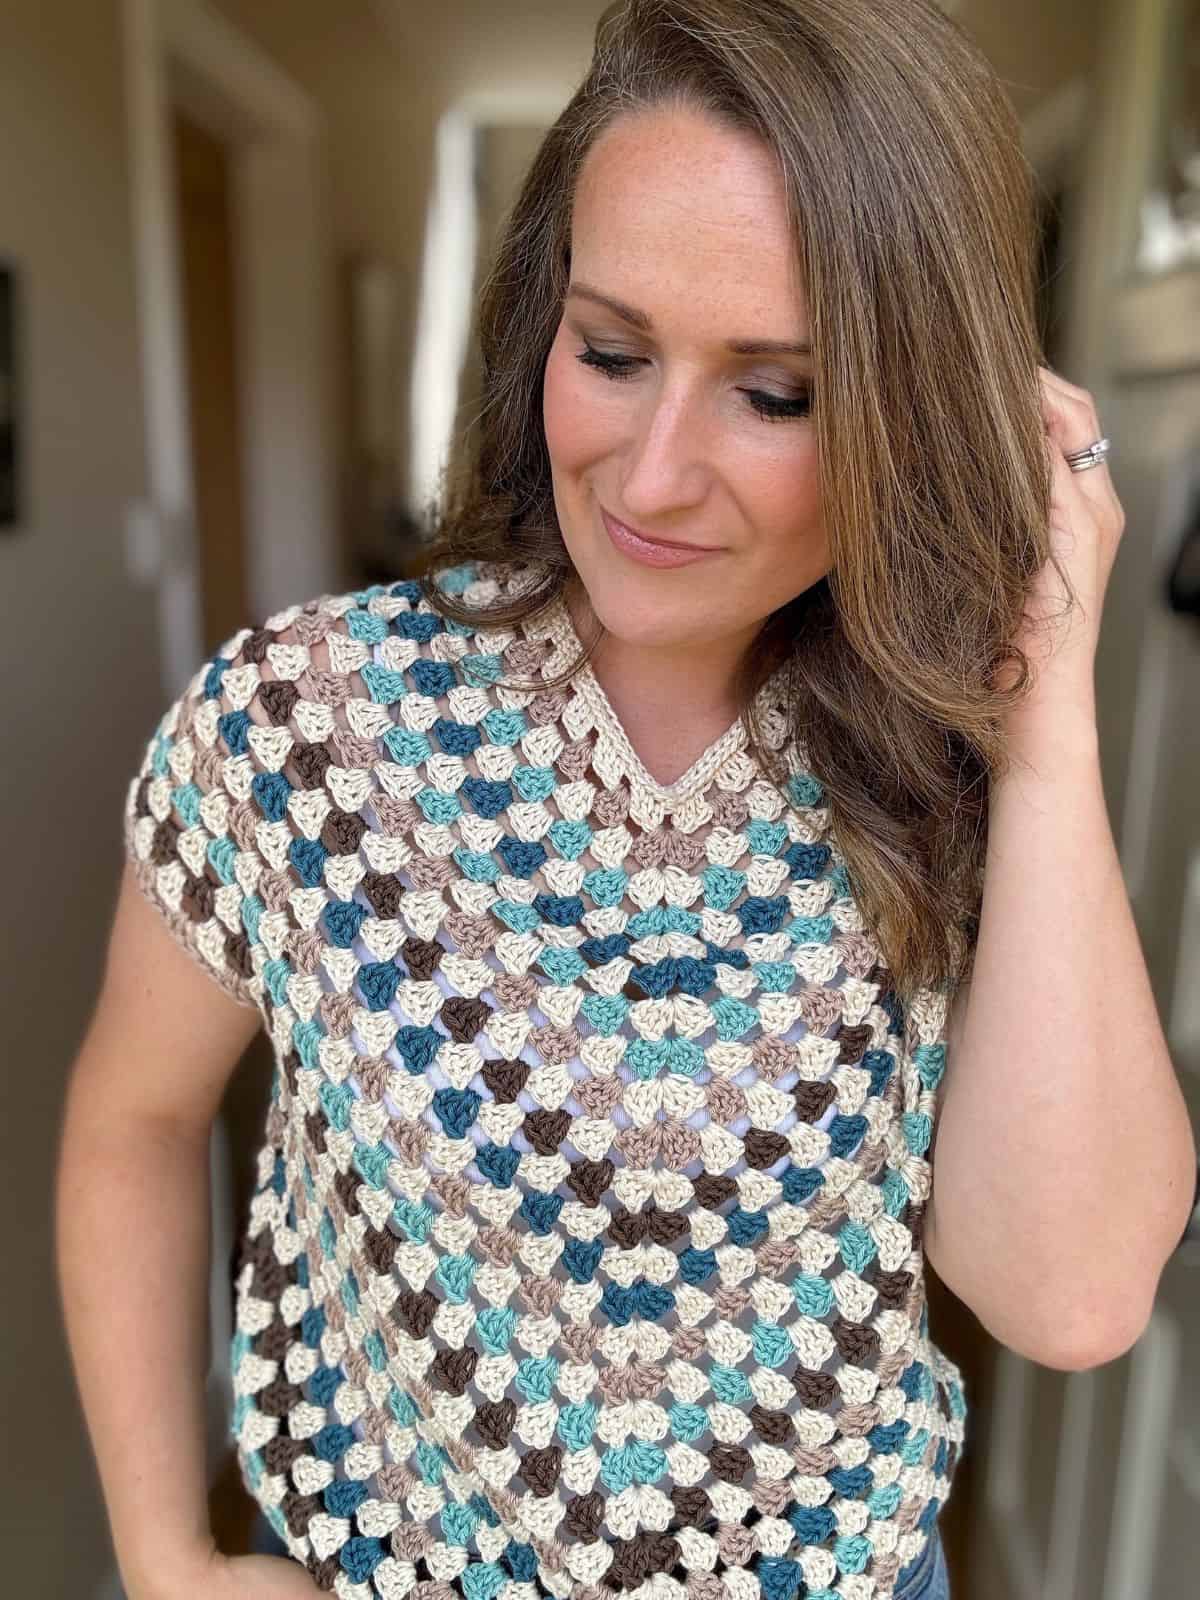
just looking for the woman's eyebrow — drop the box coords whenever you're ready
[566,280,812,356]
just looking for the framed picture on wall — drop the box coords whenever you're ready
[1,264,17,528]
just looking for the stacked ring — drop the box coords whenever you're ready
[1065,437,1112,473]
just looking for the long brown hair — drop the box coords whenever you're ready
[417,0,1069,1011]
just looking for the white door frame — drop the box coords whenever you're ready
[407,89,568,526]
[113,11,335,1580]
[122,0,336,701]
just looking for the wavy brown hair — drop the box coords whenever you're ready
[417,0,1070,1012]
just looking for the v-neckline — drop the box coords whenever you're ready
[535,588,784,810]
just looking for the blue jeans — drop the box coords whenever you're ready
[894,1522,951,1600]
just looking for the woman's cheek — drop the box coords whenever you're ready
[744,447,829,587]
[543,345,588,473]
[544,343,626,475]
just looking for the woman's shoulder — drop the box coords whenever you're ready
[134,555,551,791]
[243,557,540,658]
[194,557,536,693]
[120,557,543,1006]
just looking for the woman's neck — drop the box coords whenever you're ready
[564,575,757,787]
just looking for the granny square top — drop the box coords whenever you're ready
[123,558,967,1600]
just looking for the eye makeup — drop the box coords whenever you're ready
[574,339,813,422]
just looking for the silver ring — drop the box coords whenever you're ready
[1065,436,1112,472]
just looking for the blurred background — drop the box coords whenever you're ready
[2,1,1198,1596]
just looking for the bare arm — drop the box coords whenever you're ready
[56,861,261,1596]
[925,715,1196,1372]
[923,368,1197,1372]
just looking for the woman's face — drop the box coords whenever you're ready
[542,103,830,656]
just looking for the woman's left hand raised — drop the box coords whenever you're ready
[1003,365,1128,731]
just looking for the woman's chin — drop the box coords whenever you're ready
[574,571,721,651]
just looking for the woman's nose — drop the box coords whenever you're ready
[617,378,710,518]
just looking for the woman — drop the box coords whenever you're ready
[57,3,1195,1599]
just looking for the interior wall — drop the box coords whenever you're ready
[960,0,1100,120]
[0,2,155,1594]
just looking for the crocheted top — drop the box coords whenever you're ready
[122,559,967,1600]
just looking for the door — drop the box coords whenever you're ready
[172,109,249,654]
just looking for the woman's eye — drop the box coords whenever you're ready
[575,342,812,422]
[575,344,642,381]
[744,387,812,422]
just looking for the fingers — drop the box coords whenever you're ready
[1037,367,1125,535]
[1038,367,1099,442]
[1038,362,1093,407]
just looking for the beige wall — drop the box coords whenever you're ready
[961,0,1098,120]
[0,1,154,1593]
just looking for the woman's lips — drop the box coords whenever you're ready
[600,507,721,569]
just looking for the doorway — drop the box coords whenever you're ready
[123,0,336,695]
[172,109,249,654]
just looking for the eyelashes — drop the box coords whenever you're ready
[574,342,812,423]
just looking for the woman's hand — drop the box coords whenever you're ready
[1001,365,1127,739]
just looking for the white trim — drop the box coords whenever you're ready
[406,90,568,525]
[123,0,203,698]
[112,10,333,1593]
[122,0,334,701]
[406,106,478,527]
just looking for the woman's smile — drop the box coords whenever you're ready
[599,504,722,568]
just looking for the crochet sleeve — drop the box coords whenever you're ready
[121,624,265,1011]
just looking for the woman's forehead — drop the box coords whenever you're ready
[575,104,789,230]
[569,105,805,319]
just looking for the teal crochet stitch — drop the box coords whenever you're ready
[122,559,966,1600]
